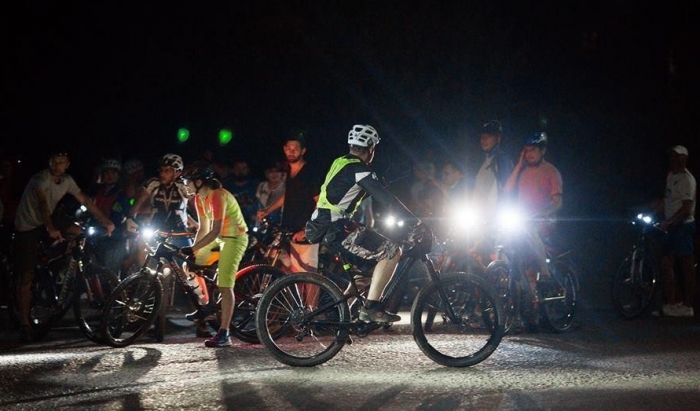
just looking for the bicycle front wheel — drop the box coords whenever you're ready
[231,264,286,344]
[484,260,520,334]
[255,273,350,367]
[73,265,120,343]
[611,249,657,319]
[540,259,579,332]
[411,272,504,367]
[100,270,163,347]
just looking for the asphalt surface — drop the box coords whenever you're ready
[2,267,700,411]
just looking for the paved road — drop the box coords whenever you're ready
[2,287,700,411]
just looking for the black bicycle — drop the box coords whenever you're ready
[100,229,285,347]
[7,222,120,343]
[611,212,663,319]
[483,211,579,334]
[255,222,504,367]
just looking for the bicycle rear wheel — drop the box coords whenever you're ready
[230,264,286,344]
[611,249,657,319]
[73,265,120,343]
[13,267,55,342]
[484,260,520,334]
[411,272,504,367]
[255,273,350,367]
[100,270,163,347]
[540,259,579,332]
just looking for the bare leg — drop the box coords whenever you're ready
[367,251,401,301]
[218,286,233,333]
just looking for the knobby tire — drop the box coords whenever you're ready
[73,265,120,343]
[100,270,163,348]
[255,272,350,367]
[411,272,504,367]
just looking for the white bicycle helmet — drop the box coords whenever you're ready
[161,153,184,172]
[101,159,122,172]
[123,159,144,174]
[348,124,380,147]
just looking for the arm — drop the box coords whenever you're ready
[256,193,285,220]
[534,193,563,219]
[128,188,150,219]
[364,198,375,228]
[191,192,223,253]
[659,199,692,232]
[496,153,514,190]
[358,175,415,221]
[503,149,525,194]
[74,190,115,235]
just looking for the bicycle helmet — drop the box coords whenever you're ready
[183,161,215,181]
[161,153,184,172]
[482,120,503,135]
[348,125,380,147]
[101,159,122,172]
[523,132,548,148]
[123,158,144,174]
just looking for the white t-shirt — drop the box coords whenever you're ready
[664,168,696,224]
[15,169,81,232]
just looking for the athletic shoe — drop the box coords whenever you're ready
[359,307,401,323]
[204,330,232,347]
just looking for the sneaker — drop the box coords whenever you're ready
[662,304,677,316]
[676,305,694,317]
[663,303,694,317]
[358,306,401,324]
[204,329,232,347]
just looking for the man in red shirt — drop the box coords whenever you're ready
[504,132,563,279]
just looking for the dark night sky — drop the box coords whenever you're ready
[2,1,698,220]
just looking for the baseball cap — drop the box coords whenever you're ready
[670,145,688,156]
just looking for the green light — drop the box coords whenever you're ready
[219,129,233,146]
[177,128,190,143]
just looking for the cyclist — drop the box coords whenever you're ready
[86,158,131,277]
[182,162,249,347]
[14,151,115,343]
[257,132,323,274]
[657,145,696,317]
[305,124,414,323]
[126,154,207,337]
[470,120,515,267]
[503,132,563,326]
[126,153,195,252]
[473,120,514,214]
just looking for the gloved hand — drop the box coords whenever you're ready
[126,217,139,233]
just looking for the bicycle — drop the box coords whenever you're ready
[483,209,579,333]
[7,219,120,343]
[255,222,505,368]
[99,228,285,347]
[611,211,664,319]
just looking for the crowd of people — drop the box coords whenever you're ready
[0,120,696,345]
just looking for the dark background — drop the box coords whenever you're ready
[2,1,698,223]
